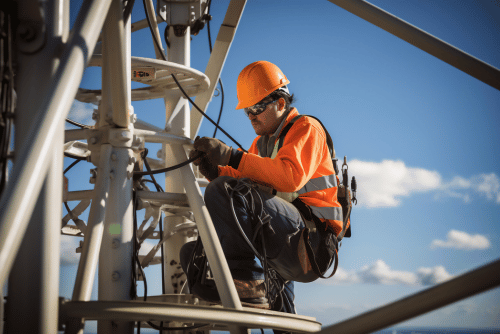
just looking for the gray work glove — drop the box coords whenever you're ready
[189,149,219,181]
[193,136,232,167]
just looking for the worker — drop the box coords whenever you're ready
[180,61,344,316]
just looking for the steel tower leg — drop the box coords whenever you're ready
[162,3,195,295]
[97,0,134,333]
[6,0,67,333]
[97,146,135,334]
[67,143,112,334]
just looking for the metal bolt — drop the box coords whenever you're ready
[109,171,115,180]
[116,131,130,142]
[18,23,36,42]
[89,168,97,183]
[111,238,120,249]
[90,137,97,145]
[112,271,121,281]
[129,113,137,123]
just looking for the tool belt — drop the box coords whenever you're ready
[292,198,339,282]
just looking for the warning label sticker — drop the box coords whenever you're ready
[132,67,156,79]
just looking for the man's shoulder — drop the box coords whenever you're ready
[292,115,326,138]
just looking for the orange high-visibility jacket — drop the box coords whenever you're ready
[218,108,345,236]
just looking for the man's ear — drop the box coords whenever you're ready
[278,97,286,112]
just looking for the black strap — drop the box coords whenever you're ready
[276,115,302,151]
[276,115,335,160]
[303,228,338,279]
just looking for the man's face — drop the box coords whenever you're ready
[247,98,286,136]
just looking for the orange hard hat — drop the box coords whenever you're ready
[235,61,290,110]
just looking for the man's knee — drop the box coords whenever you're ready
[204,175,234,205]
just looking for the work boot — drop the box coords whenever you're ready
[191,278,269,309]
[234,279,268,308]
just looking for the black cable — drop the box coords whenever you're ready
[64,159,82,174]
[141,149,166,302]
[133,193,142,334]
[141,0,246,152]
[212,79,224,138]
[170,74,246,151]
[141,179,164,192]
[205,0,225,139]
[141,149,164,190]
[206,0,213,52]
[146,321,208,332]
[213,78,224,138]
[135,194,208,332]
[224,179,288,310]
[226,180,264,260]
[137,154,209,331]
[65,118,92,129]
[159,214,165,297]
[133,151,202,176]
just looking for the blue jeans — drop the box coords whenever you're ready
[182,176,314,314]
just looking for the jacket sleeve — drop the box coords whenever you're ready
[218,137,260,179]
[220,119,328,192]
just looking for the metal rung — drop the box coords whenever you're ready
[136,190,189,207]
[60,299,322,333]
[76,56,210,104]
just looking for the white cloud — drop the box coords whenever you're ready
[474,173,500,204]
[348,159,441,208]
[328,267,361,284]
[60,235,81,266]
[317,259,453,286]
[66,100,95,128]
[347,159,500,208]
[357,260,418,285]
[416,265,453,285]
[430,229,491,250]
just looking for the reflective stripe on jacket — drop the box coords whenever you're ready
[218,108,345,235]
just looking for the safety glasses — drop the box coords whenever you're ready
[244,99,277,117]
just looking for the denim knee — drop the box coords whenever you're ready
[204,176,234,208]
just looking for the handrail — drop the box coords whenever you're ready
[60,300,322,333]
[320,258,500,334]
[327,0,500,91]
[0,0,112,288]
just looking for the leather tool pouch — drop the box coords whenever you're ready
[292,198,339,282]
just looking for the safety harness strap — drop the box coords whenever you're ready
[278,114,351,239]
[277,115,335,160]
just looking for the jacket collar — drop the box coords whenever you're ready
[257,108,299,157]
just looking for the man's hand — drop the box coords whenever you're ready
[193,137,232,167]
[189,149,219,180]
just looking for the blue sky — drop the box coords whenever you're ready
[62,0,500,331]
